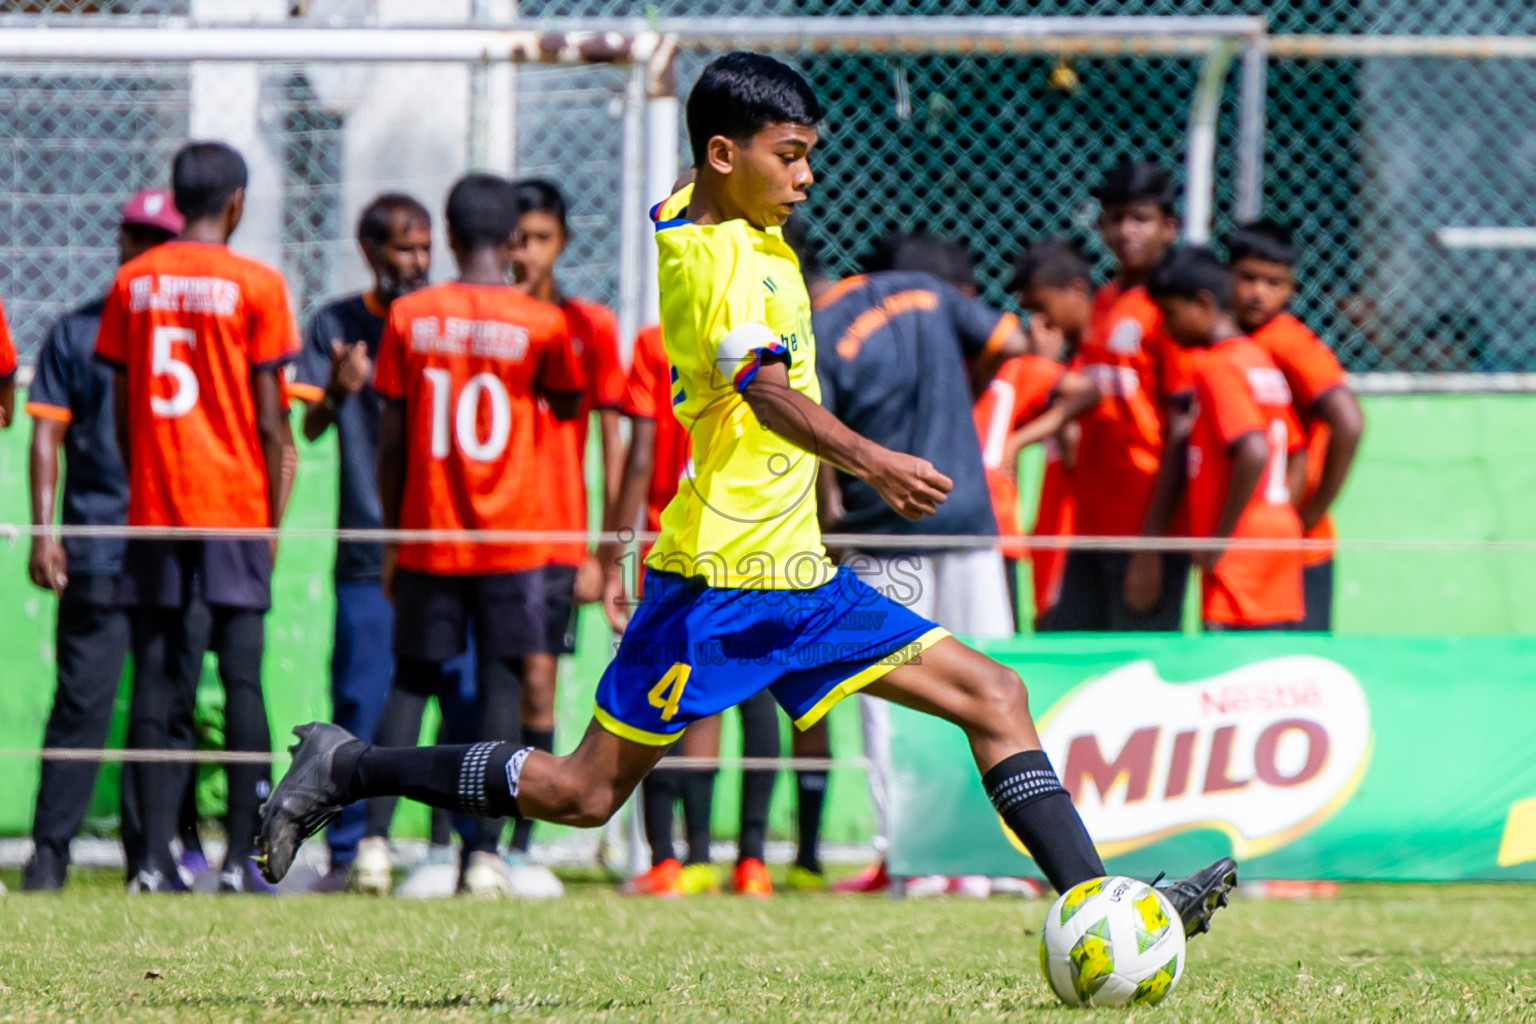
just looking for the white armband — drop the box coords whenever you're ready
[717,322,782,365]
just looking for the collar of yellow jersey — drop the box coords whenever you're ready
[650,184,694,232]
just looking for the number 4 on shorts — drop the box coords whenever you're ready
[647,663,691,722]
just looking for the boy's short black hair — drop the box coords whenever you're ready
[171,141,248,222]
[445,173,518,250]
[1146,245,1233,308]
[1225,218,1299,267]
[357,192,430,247]
[685,51,823,166]
[512,178,568,233]
[860,232,975,290]
[1090,159,1178,214]
[1006,237,1093,293]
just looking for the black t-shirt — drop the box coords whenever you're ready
[25,298,129,577]
[295,294,387,581]
[814,271,1011,546]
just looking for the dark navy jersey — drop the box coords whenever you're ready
[293,293,387,581]
[24,297,128,577]
[814,271,1016,545]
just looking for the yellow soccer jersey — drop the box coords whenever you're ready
[646,184,830,589]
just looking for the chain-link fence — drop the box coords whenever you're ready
[2,5,1535,374]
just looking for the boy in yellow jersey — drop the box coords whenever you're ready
[259,53,1236,939]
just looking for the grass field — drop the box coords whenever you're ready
[2,872,1534,1022]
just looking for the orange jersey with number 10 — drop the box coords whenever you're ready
[372,282,584,575]
[93,241,298,528]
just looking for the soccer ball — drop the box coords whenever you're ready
[1039,875,1186,1007]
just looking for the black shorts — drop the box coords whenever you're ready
[116,539,272,611]
[537,564,580,656]
[1037,550,1189,633]
[392,568,544,662]
[1300,559,1334,632]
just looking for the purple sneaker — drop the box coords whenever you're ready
[219,856,278,895]
[178,849,211,889]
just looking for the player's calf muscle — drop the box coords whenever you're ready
[517,753,625,828]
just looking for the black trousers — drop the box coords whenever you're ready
[29,576,131,870]
[29,579,210,880]
[127,604,268,874]
[1037,550,1191,633]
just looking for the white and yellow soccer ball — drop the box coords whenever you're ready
[1039,875,1186,1008]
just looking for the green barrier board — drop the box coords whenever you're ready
[888,635,1536,881]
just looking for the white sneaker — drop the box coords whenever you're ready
[350,837,393,896]
[501,851,565,899]
[460,851,512,898]
[988,877,1046,899]
[395,845,459,901]
[951,875,992,899]
[903,874,951,898]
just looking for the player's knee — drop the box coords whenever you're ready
[543,774,621,829]
[972,663,1030,728]
[568,785,622,829]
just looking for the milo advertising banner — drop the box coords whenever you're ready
[887,636,1536,881]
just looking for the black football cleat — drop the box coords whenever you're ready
[1158,857,1238,940]
[256,722,361,884]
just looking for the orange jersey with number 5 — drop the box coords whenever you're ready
[372,281,584,574]
[1187,337,1305,625]
[93,241,298,528]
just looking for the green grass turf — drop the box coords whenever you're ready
[2,872,1534,1022]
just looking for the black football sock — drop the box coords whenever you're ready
[511,727,555,853]
[429,808,453,848]
[737,692,779,865]
[343,741,528,821]
[680,771,716,866]
[359,686,430,839]
[642,769,680,865]
[795,770,828,873]
[983,750,1104,893]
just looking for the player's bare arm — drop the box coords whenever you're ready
[1002,370,1100,472]
[1125,396,1194,611]
[27,417,68,593]
[742,357,951,521]
[1194,430,1268,572]
[0,379,13,429]
[1301,386,1364,531]
[253,371,289,527]
[301,338,369,442]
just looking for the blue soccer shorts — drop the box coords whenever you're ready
[593,565,950,745]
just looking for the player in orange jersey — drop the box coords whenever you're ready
[1051,161,1193,631]
[1148,247,1306,630]
[1002,238,1103,627]
[508,179,626,865]
[1227,220,1364,631]
[364,173,584,894]
[94,142,299,893]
